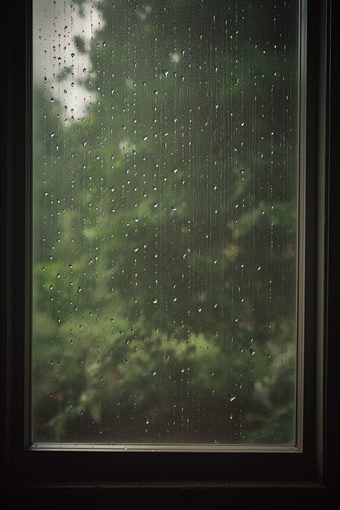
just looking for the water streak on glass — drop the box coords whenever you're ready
[32,0,299,445]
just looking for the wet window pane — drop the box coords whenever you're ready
[32,0,299,445]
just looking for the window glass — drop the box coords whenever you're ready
[32,0,299,445]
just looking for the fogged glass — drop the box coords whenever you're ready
[32,0,299,444]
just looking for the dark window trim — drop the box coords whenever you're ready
[3,0,337,501]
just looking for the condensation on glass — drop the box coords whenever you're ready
[32,0,299,445]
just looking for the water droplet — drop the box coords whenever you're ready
[228,394,236,402]
[50,132,55,138]
[152,297,158,304]
[151,370,156,376]
[162,69,169,78]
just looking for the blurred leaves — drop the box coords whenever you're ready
[32,0,298,445]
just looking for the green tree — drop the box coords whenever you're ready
[32,0,297,444]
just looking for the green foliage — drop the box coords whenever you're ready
[32,0,298,444]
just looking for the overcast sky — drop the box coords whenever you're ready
[33,0,102,119]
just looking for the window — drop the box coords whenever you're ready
[32,0,300,448]
[4,0,337,499]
